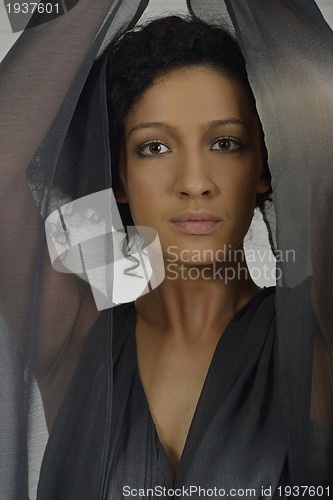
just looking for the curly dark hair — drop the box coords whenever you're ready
[105,15,272,225]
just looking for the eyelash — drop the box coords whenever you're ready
[135,137,245,157]
[135,140,170,157]
[211,137,245,152]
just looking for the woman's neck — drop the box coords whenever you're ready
[135,252,261,342]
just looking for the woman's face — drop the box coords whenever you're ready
[117,65,270,265]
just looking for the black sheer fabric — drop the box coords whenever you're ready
[0,0,333,498]
[39,287,287,499]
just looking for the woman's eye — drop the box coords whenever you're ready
[137,141,170,157]
[210,138,243,152]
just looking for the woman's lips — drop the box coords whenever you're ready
[171,220,221,234]
[170,212,222,234]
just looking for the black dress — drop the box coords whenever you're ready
[38,286,293,499]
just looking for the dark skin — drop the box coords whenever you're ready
[117,66,271,474]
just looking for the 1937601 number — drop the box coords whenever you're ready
[278,485,330,497]
[6,3,60,14]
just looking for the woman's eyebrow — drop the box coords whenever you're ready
[206,119,249,131]
[127,122,176,138]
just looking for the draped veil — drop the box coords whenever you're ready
[0,0,332,497]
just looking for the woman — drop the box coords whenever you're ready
[106,13,273,471]
[0,1,332,499]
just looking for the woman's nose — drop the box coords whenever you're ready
[173,150,218,199]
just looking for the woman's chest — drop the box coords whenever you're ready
[135,333,219,475]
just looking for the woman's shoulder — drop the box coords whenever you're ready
[233,284,276,324]
[84,302,137,359]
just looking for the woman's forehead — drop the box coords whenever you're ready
[125,66,258,135]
